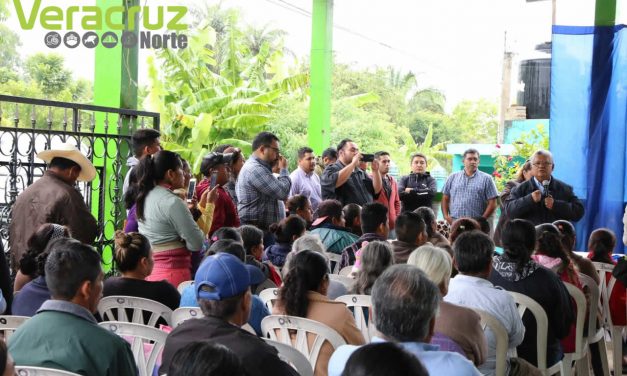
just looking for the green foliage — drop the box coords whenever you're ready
[0,25,21,70]
[450,99,498,143]
[492,124,549,191]
[24,53,72,95]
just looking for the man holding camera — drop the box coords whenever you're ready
[321,139,382,206]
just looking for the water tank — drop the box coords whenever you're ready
[516,43,551,119]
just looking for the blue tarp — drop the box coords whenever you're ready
[551,25,627,252]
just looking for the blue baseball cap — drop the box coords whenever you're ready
[195,253,265,301]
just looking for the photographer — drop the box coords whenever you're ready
[321,139,382,206]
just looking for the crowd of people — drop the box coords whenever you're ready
[0,128,625,376]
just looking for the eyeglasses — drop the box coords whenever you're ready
[532,162,553,167]
[265,145,280,154]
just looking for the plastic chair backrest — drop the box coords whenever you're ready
[325,253,342,274]
[99,321,167,376]
[334,294,375,341]
[509,292,551,371]
[262,338,314,376]
[97,296,173,327]
[14,366,81,376]
[592,262,616,327]
[563,282,586,357]
[254,279,278,295]
[338,266,354,277]
[328,274,354,290]
[261,315,347,370]
[177,280,193,294]
[473,308,509,376]
[171,307,202,328]
[259,288,280,312]
[0,315,29,340]
[577,273,602,339]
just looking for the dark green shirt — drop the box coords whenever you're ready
[8,300,137,376]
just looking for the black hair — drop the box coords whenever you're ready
[279,250,329,317]
[210,227,242,245]
[114,231,151,273]
[212,144,233,153]
[341,342,429,376]
[414,207,436,237]
[553,220,576,252]
[124,167,140,210]
[238,225,264,255]
[19,223,71,277]
[131,128,160,157]
[410,153,427,164]
[343,203,362,230]
[374,151,390,159]
[322,147,338,160]
[48,157,80,170]
[453,230,495,274]
[269,215,306,244]
[252,131,279,151]
[360,203,388,234]
[463,148,480,158]
[501,219,536,273]
[352,241,394,295]
[135,150,182,220]
[168,341,243,376]
[588,228,616,264]
[472,217,491,235]
[535,223,570,267]
[45,238,102,300]
[395,212,426,244]
[198,291,245,320]
[336,139,354,152]
[206,239,246,261]
[315,199,343,226]
[286,195,309,215]
[297,146,314,160]
[0,339,8,376]
[450,218,480,243]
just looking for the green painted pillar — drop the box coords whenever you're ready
[308,0,333,153]
[93,0,139,270]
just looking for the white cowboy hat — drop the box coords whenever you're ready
[37,142,97,182]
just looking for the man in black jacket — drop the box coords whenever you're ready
[505,150,584,225]
[398,153,437,212]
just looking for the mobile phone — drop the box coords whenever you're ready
[187,178,196,202]
[361,154,375,163]
[210,172,218,188]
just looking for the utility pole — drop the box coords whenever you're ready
[498,32,513,144]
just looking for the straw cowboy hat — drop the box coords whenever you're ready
[37,142,97,182]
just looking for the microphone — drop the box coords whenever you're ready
[542,180,550,197]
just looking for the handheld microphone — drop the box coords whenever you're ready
[542,180,550,197]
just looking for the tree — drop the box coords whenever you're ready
[450,99,498,143]
[0,25,21,71]
[24,53,72,96]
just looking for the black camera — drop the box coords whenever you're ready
[361,154,375,163]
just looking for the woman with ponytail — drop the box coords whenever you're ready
[587,228,626,326]
[103,231,180,310]
[273,250,365,376]
[489,219,574,368]
[135,150,212,288]
[263,215,306,268]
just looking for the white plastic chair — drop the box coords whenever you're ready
[177,280,193,294]
[592,262,625,376]
[578,273,610,376]
[99,321,167,376]
[262,337,314,376]
[259,288,280,312]
[561,282,589,376]
[328,274,354,290]
[0,315,29,340]
[473,308,509,376]
[509,291,564,375]
[325,252,342,274]
[254,279,278,295]
[335,294,375,342]
[171,307,203,328]
[261,315,347,371]
[97,296,173,327]
[15,366,81,375]
[338,266,354,277]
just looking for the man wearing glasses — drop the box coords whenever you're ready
[321,139,382,206]
[236,132,291,234]
[505,150,584,225]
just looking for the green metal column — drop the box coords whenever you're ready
[308,0,333,153]
[93,0,138,269]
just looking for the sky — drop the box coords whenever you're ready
[4,0,553,111]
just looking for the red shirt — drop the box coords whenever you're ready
[196,178,240,235]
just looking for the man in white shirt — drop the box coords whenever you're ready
[445,230,540,376]
[290,146,322,212]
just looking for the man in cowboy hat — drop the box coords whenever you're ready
[9,142,99,272]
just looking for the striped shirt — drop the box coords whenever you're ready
[442,170,498,218]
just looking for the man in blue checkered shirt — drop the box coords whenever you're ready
[441,148,498,225]
[236,132,291,231]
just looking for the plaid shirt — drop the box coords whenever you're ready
[236,156,291,230]
[442,170,498,218]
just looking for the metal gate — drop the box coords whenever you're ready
[0,94,160,272]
